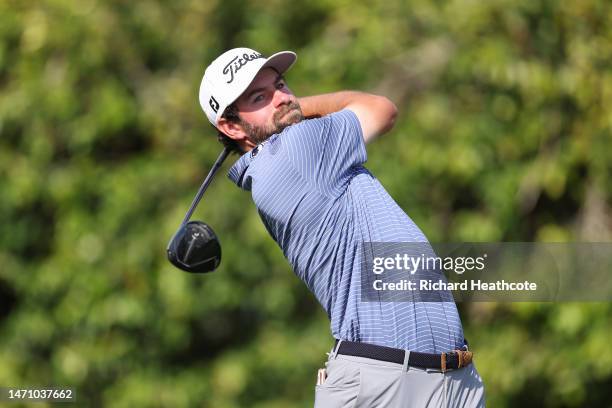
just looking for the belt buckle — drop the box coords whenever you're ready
[440,350,474,373]
[445,349,473,372]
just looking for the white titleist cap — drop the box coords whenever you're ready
[199,47,297,127]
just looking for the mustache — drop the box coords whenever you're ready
[274,101,302,121]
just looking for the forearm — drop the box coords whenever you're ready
[298,91,398,143]
[298,91,364,119]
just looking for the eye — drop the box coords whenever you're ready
[253,94,264,103]
[276,81,286,89]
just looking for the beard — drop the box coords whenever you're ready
[241,101,304,145]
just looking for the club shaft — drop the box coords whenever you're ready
[181,147,231,225]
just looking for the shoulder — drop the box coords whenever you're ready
[280,109,361,147]
[287,109,360,133]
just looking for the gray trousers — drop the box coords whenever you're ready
[314,350,485,407]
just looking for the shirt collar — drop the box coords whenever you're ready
[227,152,251,188]
[227,142,266,189]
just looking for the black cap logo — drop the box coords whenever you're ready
[222,52,264,83]
[209,96,219,113]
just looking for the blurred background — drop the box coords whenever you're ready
[1,0,611,406]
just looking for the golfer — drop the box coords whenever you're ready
[199,48,485,407]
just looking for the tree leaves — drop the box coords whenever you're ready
[0,0,611,406]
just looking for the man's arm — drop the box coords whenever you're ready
[298,91,398,144]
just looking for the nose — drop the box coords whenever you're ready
[273,88,292,108]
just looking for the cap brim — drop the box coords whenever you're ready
[261,51,297,76]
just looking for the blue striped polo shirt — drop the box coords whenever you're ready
[228,109,464,353]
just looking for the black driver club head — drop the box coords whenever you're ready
[166,147,230,274]
[167,221,221,273]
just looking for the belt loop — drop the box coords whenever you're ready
[402,349,411,372]
[441,352,447,373]
[332,339,343,360]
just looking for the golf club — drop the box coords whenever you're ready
[167,147,231,273]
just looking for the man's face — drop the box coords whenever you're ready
[234,68,304,144]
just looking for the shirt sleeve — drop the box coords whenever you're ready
[283,109,367,197]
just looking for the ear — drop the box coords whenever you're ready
[217,118,247,142]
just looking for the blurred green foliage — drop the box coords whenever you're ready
[1,0,611,406]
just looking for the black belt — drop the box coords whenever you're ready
[334,340,473,372]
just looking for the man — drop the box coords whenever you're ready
[199,47,485,407]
